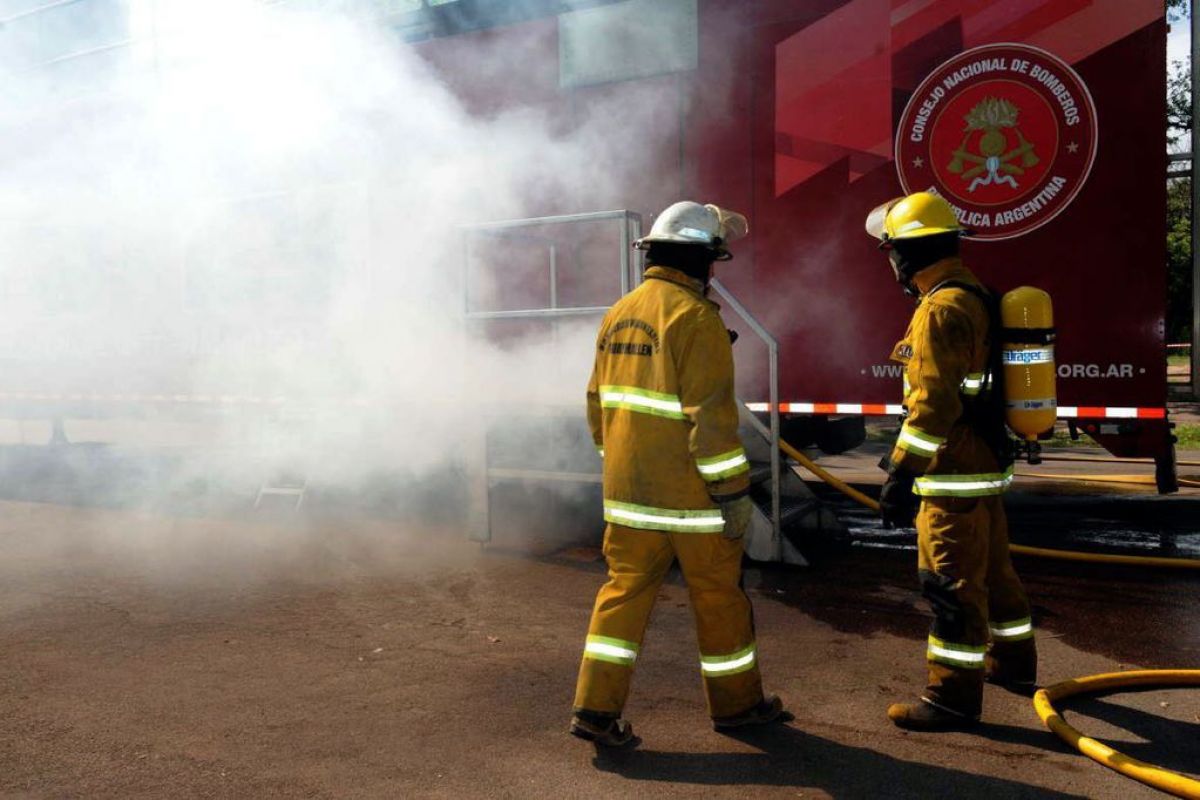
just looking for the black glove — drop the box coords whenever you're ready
[878,457,918,529]
[719,495,753,541]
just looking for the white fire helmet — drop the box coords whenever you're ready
[634,201,749,255]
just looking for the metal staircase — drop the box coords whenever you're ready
[711,278,842,565]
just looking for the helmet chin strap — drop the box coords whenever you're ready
[889,251,920,298]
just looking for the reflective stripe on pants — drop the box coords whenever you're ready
[917,493,1036,717]
[574,523,763,719]
[583,634,639,666]
[990,616,1034,641]
[914,468,1014,497]
[700,643,757,676]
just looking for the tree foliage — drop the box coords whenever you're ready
[1168,177,1192,343]
[1167,26,1192,343]
[1169,58,1191,144]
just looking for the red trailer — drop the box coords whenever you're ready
[0,1,1170,555]
[421,0,1173,491]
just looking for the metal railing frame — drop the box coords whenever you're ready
[459,211,782,556]
[462,209,640,320]
[709,277,783,560]
[460,209,642,544]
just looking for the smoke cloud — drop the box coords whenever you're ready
[0,0,687,526]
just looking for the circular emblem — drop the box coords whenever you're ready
[896,43,1098,241]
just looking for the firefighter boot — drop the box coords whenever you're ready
[569,710,639,748]
[887,698,980,731]
[712,694,791,731]
[985,640,1038,696]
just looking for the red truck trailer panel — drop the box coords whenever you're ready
[710,1,1166,414]
[418,0,1168,463]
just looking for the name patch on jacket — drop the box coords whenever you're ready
[599,319,661,354]
[892,341,913,363]
[607,342,654,356]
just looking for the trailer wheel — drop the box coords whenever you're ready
[1155,439,1179,495]
[814,416,866,456]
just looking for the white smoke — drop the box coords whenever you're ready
[0,0,684,503]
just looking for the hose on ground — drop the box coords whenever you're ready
[1014,472,1200,489]
[778,438,1200,569]
[1033,670,1200,799]
[1040,454,1200,468]
[777,439,880,512]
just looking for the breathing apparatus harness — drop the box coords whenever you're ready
[923,279,1014,471]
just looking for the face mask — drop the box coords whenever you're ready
[888,249,919,298]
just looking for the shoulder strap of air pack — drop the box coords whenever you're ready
[927,280,1014,469]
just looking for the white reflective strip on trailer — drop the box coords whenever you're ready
[605,507,724,528]
[700,650,756,675]
[928,643,985,664]
[696,454,748,475]
[1057,406,1079,417]
[744,402,980,417]
[585,641,637,661]
[1105,407,1138,419]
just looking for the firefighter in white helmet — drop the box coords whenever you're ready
[569,201,788,747]
[866,191,1037,731]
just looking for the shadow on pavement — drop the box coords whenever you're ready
[591,722,1087,798]
[1065,695,1200,777]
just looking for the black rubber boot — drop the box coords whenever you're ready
[985,650,1037,696]
[887,698,979,731]
[712,695,792,731]
[569,712,639,748]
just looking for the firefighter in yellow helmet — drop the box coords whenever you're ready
[569,201,788,747]
[865,191,1037,731]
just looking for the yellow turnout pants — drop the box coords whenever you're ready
[917,494,1037,716]
[573,523,764,720]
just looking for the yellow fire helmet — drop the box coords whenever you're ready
[864,191,965,245]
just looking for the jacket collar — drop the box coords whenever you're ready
[644,265,708,297]
[912,257,975,297]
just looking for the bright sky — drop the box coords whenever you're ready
[1168,9,1190,153]
[1169,8,1190,65]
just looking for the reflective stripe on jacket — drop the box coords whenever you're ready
[889,259,1008,497]
[588,266,750,531]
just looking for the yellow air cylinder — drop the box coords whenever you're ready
[1001,286,1057,441]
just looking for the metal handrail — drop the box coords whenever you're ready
[709,277,782,560]
[465,307,609,320]
[460,210,643,544]
[461,210,642,316]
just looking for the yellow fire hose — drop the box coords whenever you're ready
[1014,472,1200,489]
[1033,671,1200,798]
[1041,454,1200,469]
[777,439,1200,570]
[779,439,1200,792]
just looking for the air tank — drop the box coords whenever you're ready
[1001,286,1057,441]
